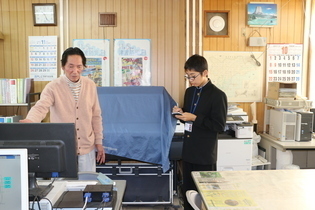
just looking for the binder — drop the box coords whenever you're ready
[9,79,17,104]
[0,115,22,123]
[5,115,22,123]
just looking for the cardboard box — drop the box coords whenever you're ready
[267,82,297,100]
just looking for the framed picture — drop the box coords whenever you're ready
[204,11,229,37]
[247,3,277,27]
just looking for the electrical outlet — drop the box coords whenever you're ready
[242,28,246,36]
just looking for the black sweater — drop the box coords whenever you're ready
[182,80,227,165]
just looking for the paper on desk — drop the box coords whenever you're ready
[196,171,226,183]
[201,190,261,209]
[198,182,238,190]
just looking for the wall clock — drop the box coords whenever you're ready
[204,10,229,37]
[32,3,57,26]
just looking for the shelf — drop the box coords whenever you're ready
[0,103,34,106]
[264,97,313,108]
[0,92,40,111]
[252,155,271,166]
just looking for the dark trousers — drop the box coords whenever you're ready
[182,160,216,210]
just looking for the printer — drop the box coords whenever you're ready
[226,109,253,138]
[234,122,254,138]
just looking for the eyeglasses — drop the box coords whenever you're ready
[184,73,200,80]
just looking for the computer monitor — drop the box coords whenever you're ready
[0,123,78,200]
[0,148,29,210]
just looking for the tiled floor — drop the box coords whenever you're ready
[122,193,183,210]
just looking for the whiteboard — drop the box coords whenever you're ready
[204,51,264,102]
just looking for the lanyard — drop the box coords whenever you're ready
[190,87,203,114]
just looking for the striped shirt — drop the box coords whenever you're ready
[65,76,81,102]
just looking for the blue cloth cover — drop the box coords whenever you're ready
[97,86,177,172]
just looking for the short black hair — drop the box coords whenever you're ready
[184,54,208,73]
[61,47,86,67]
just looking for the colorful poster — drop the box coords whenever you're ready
[266,44,303,95]
[28,36,58,81]
[84,57,103,86]
[114,39,151,86]
[73,39,110,86]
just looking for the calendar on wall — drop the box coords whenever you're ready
[266,43,303,96]
[28,36,58,81]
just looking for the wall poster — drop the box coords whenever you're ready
[73,39,110,86]
[28,36,58,81]
[266,44,303,95]
[114,39,151,86]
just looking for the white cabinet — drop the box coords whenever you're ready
[217,138,252,171]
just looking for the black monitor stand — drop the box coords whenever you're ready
[28,172,54,201]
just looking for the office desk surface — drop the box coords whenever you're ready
[192,170,315,210]
[260,133,315,151]
[36,179,126,210]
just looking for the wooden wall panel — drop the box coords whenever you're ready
[66,0,186,103]
[203,0,305,133]
[0,0,307,130]
[223,0,232,51]
[0,1,3,79]
[156,0,165,86]
[0,0,59,117]
[149,0,158,86]
[0,0,186,117]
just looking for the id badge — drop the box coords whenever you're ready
[185,122,193,132]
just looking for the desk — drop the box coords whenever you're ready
[30,180,126,210]
[259,133,315,169]
[192,170,315,210]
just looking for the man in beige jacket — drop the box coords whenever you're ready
[20,47,105,172]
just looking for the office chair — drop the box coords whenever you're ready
[186,190,202,210]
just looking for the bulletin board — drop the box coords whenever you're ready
[203,51,264,102]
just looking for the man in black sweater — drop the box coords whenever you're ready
[173,54,228,210]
